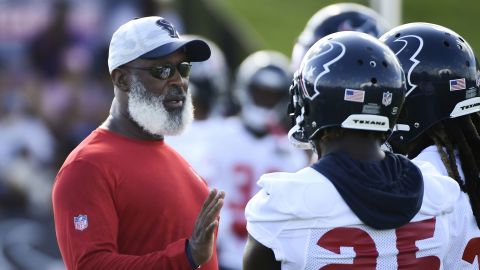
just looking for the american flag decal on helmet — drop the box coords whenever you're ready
[74,214,88,231]
[449,78,466,91]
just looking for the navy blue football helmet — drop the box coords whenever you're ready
[380,23,480,145]
[291,3,390,70]
[288,31,406,149]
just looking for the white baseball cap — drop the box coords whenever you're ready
[108,16,211,73]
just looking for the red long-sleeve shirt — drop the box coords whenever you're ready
[53,128,218,270]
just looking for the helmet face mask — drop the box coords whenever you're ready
[288,31,407,149]
[234,51,292,133]
[380,23,480,145]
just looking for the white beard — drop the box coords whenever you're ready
[127,76,193,136]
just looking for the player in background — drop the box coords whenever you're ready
[243,31,462,269]
[178,35,230,119]
[291,2,390,71]
[381,22,480,269]
[210,51,308,270]
[166,35,230,182]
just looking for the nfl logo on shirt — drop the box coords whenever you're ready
[74,214,88,231]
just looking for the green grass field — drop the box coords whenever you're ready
[214,0,480,57]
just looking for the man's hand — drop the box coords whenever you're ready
[189,189,225,266]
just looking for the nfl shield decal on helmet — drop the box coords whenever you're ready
[382,91,392,106]
[74,214,88,231]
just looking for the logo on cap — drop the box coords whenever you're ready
[156,19,179,38]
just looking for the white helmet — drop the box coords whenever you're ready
[234,50,292,134]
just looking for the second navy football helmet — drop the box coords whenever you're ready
[380,22,480,145]
[291,3,390,70]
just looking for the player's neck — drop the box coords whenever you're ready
[320,136,384,162]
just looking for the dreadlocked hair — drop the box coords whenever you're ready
[410,113,480,228]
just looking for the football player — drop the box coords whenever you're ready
[292,3,391,162]
[212,51,308,270]
[381,22,480,269]
[166,35,229,182]
[243,31,462,269]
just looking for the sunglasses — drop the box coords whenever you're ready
[124,62,192,80]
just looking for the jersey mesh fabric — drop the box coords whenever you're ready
[301,220,447,269]
[415,146,479,269]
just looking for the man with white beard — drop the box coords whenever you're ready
[52,17,224,270]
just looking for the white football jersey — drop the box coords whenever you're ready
[246,160,461,269]
[197,117,308,269]
[415,146,480,269]
[166,118,224,182]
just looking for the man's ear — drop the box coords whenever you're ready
[111,68,130,92]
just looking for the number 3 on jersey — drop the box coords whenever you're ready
[229,164,279,240]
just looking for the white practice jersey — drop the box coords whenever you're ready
[246,160,461,270]
[415,146,480,269]
[166,118,224,183]
[198,117,308,269]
